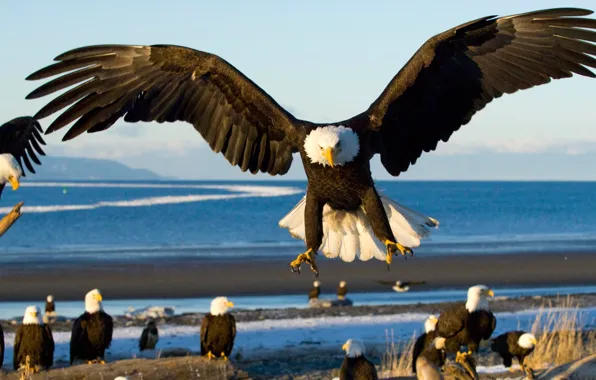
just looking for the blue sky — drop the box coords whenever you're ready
[1,1,595,179]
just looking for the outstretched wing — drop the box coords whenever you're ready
[362,8,596,176]
[0,116,46,175]
[26,45,306,175]
[376,280,397,286]
[403,281,427,286]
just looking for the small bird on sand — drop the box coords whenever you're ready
[415,337,446,380]
[139,320,159,351]
[339,339,378,379]
[377,280,426,292]
[201,297,236,360]
[309,281,321,300]
[490,331,537,376]
[337,281,348,300]
[412,315,439,373]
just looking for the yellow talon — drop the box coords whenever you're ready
[206,351,216,360]
[87,360,94,365]
[99,360,105,364]
[221,352,228,361]
[289,248,319,276]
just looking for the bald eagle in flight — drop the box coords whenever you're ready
[436,285,496,363]
[0,116,46,198]
[24,8,596,275]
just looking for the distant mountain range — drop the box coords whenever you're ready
[27,156,162,180]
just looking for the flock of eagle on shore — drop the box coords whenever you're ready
[0,5,594,379]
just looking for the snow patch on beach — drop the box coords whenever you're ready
[2,307,595,370]
[0,183,303,213]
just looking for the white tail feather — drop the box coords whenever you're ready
[278,195,439,262]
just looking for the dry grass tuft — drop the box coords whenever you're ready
[525,296,596,369]
[380,329,416,377]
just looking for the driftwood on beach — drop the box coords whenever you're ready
[0,201,23,238]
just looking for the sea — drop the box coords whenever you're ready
[1,180,596,264]
[0,180,595,317]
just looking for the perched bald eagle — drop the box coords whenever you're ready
[412,315,439,373]
[70,289,113,364]
[415,337,446,380]
[309,281,321,300]
[25,9,596,275]
[200,297,236,360]
[340,339,378,380]
[490,331,537,374]
[13,306,54,372]
[139,320,159,351]
[436,285,496,362]
[337,281,348,300]
[0,116,46,198]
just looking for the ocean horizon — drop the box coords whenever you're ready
[1,180,596,265]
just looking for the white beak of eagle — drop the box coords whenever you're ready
[304,126,359,168]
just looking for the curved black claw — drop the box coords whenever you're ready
[290,263,301,274]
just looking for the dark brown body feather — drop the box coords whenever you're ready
[337,285,348,299]
[200,313,236,357]
[70,311,113,364]
[0,324,4,368]
[339,355,379,380]
[25,9,596,255]
[412,329,437,373]
[491,331,535,367]
[436,304,496,354]
[0,116,46,198]
[45,301,55,314]
[13,324,54,370]
[139,322,159,351]
[308,286,320,300]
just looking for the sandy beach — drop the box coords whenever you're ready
[0,250,594,301]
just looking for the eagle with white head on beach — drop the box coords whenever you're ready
[13,306,54,372]
[436,285,497,363]
[24,8,596,275]
[0,116,46,198]
[70,289,113,365]
[200,296,236,360]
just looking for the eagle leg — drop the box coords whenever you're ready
[206,351,216,360]
[289,248,319,277]
[220,352,228,361]
[384,240,413,267]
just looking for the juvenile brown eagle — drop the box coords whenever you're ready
[24,8,596,275]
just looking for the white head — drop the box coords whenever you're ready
[342,338,366,358]
[304,126,359,168]
[313,280,321,288]
[425,315,439,333]
[339,281,346,288]
[0,154,22,191]
[518,333,537,349]
[23,305,42,325]
[210,296,234,316]
[432,337,446,350]
[46,295,54,303]
[466,285,494,312]
[85,288,103,313]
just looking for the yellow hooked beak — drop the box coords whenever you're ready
[323,147,335,168]
[531,337,538,345]
[32,311,38,317]
[8,175,19,191]
[342,343,348,351]
[487,289,495,297]
[226,301,235,308]
[95,294,103,302]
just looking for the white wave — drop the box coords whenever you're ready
[0,184,304,214]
